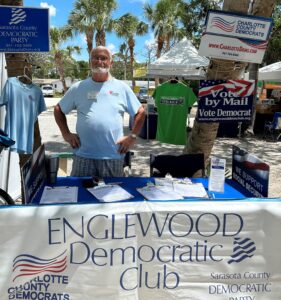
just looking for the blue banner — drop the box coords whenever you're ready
[21,144,46,204]
[197,80,255,122]
[232,145,269,197]
[0,6,49,52]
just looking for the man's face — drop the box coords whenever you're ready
[90,49,112,74]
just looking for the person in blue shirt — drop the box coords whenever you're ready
[54,46,145,177]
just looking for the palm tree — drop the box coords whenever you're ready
[185,0,278,173]
[113,13,148,87]
[144,0,184,59]
[50,27,73,93]
[66,0,117,58]
[112,43,130,80]
[93,0,117,46]
[66,45,81,58]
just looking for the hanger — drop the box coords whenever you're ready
[17,65,32,84]
[169,77,179,84]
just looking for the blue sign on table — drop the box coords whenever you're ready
[197,80,255,122]
[232,146,269,198]
[0,6,49,52]
[21,144,46,204]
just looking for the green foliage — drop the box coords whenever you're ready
[111,61,130,80]
[74,61,91,79]
[144,0,222,54]
[144,0,185,56]
[28,0,280,81]
[177,0,222,47]
[263,1,281,65]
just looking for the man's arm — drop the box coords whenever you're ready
[117,105,146,154]
[54,104,80,148]
[131,105,146,136]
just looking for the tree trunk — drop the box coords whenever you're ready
[155,37,165,87]
[95,29,106,47]
[55,52,67,93]
[184,0,277,173]
[128,39,135,88]
[86,29,94,59]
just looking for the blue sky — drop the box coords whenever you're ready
[24,0,158,62]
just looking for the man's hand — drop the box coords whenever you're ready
[63,132,80,148]
[116,135,136,154]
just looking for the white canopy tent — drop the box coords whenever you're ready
[258,61,281,81]
[147,37,209,79]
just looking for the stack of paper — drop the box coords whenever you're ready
[40,186,78,204]
[137,186,184,201]
[87,185,134,202]
[173,182,208,198]
[137,179,209,201]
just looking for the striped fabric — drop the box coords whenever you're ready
[71,155,124,177]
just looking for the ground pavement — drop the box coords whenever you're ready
[39,97,281,198]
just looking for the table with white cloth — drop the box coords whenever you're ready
[0,177,280,300]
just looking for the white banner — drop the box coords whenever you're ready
[205,10,272,42]
[1,201,281,299]
[198,34,267,63]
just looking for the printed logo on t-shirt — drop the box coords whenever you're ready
[160,97,184,105]
[109,90,119,97]
[28,95,34,101]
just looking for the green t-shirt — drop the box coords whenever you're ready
[153,82,196,145]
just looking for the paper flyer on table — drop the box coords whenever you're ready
[173,182,209,198]
[154,178,208,198]
[208,157,226,193]
[137,185,184,201]
[87,184,134,202]
[40,186,78,204]
[154,177,192,187]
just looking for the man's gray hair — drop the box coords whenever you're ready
[90,46,112,61]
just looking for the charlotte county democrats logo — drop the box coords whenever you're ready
[211,16,235,32]
[12,250,67,282]
[228,237,256,264]
[9,8,26,25]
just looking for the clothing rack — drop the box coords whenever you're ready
[5,63,41,69]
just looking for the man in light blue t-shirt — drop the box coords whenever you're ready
[54,46,145,177]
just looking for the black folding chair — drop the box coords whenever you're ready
[263,112,281,142]
[150,153,205,178]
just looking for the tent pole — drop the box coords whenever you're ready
[146,76,150,141]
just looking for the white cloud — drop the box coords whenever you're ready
[40,2,56,17]
[145,33,156,49]
[107,43,117,55]
[129,0,147,4]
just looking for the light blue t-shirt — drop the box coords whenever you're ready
[59,77,141,159]
[0,77,46,154]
